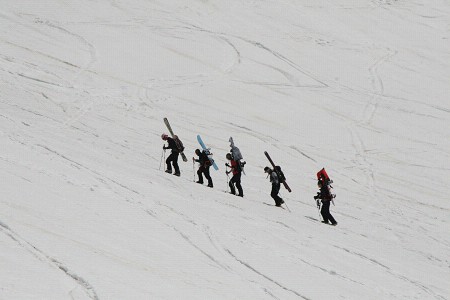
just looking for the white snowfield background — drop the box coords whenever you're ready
[1,0,449,299]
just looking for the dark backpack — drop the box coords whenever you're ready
[202,150,212,166]
[274,166,286,182]
[173,135,184,152]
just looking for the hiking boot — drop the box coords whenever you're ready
[331,222,338,226]
[321,221,329,224]
[196,181,203,184]
[165,169,172,174]
[280,199,284,204]
[173,172,180,177]
[207,183,213,188]
[238,194,243,197]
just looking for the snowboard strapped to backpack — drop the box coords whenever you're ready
[316,168,336,202]
[229,137,243,161]
[317,168,332,185]
[229,137,246,173]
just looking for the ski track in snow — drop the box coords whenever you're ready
[349,47,397,202]
[218,36,242,74]
[176,21,328,88]
[0,221,99,300]
[35,17,98,82]
[363,48,397,126]
[1,1,450,299]
[224,248,311,300]
[334,245,448,300]
[140,175,237,273]
[0,12,99,129]
[36,144,142,197]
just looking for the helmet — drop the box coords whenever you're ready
[226,153,232,160]
[161,133,169,140]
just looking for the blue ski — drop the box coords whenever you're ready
[197,135,219,171]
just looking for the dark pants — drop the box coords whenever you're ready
[197,165,213,187]
[166,152,180,174]
[229,173,243,196]
[321,201,337,224]
[271,183,283,206]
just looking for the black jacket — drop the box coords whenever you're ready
[165,137,180,153]
[195,151,211,167]
[317,185,332,202]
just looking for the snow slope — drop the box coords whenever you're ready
[1,0,449,299]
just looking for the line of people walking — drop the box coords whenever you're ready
[161,133,337,225]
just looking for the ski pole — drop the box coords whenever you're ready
[193,158,196,182]
[317,200,322,220]
[225,164,229,192]
[279,191,291,212]
[159,145,165,170]
[284,201,291,212]
[163,147,166,169]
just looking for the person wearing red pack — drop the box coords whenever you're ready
[225,153,243,197]
[315,180,337,226]
[317,168,331,185]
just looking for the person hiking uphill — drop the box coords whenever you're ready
[264,166,284,207]
[193,149,213,188]
[314,180,337,226]
[161,133,181,176]
[226,153,243,197]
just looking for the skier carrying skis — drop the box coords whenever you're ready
[264,166,284,207]
[314,180,337,226]
[226,153,243,197]
[193,149,213,188]
[161,133,181,176]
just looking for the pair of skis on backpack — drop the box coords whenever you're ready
[164,117,224,171]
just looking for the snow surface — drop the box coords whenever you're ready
[1,0,450,299]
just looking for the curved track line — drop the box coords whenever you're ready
[225,248,311,299]
[0,221,99,299]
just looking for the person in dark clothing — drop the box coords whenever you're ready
[315,180,337,225]
[193,149,213,187]
[162,133,181,176]
[264,166,284,206]
[226,153,243,197]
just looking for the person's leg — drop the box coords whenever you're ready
[165,153,173,173]
[204,167,213,187]
[228,179,236,194]
[271,184,283,205]
[328,206,337,225]
[321,201,330,223]
[173,153,180,175]
[234,173,243,197]
[196,166,204,183]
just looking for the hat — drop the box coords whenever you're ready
[195,149,201,155]
[161,133,169,140]
[264,166,271,173]
[317,180,323,186]
[226,153,232,160]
